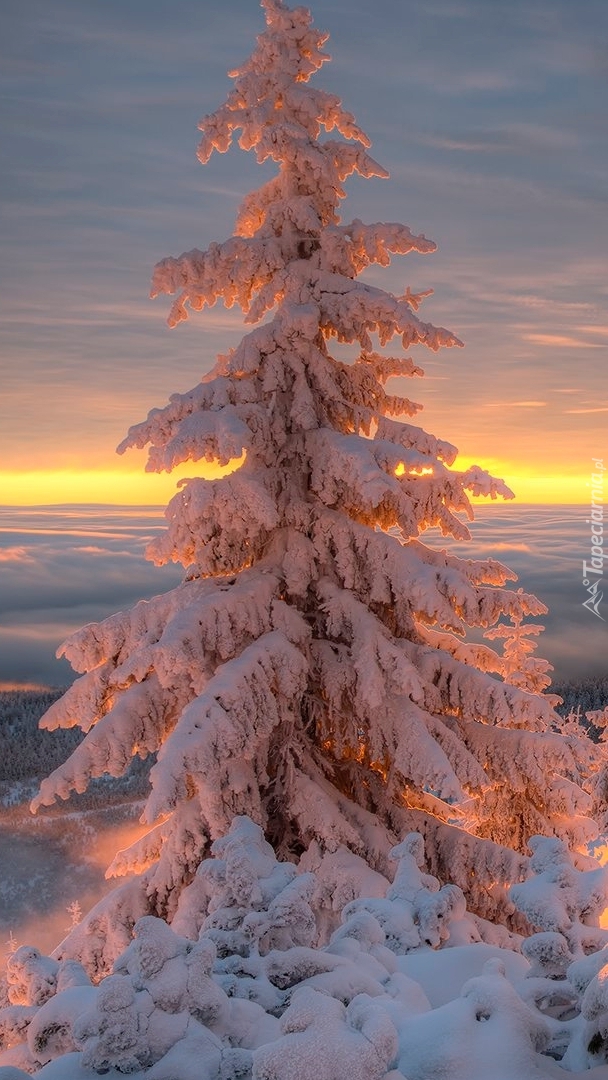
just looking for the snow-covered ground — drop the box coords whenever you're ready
[1,816,608,1079]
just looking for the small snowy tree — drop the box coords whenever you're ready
[32,0,598,957]
[483,595,556,697]
[65,903,82,934]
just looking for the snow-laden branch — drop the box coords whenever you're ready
[145,629,309,831]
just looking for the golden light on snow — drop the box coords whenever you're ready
[395,463,433,478]
[590,843,608,929]
[92,819,157,879]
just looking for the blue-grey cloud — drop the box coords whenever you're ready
[1,505,606,688]
[425,504,608,683]
[0,508,182,686]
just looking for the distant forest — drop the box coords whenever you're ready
[0,689,150,806]
[551,676,608,719]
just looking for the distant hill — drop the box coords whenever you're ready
[0,688,79,782]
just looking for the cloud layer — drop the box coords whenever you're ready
[0,507,181,687]
[0,504,605,688]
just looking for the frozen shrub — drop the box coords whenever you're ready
[252,986,398,1080]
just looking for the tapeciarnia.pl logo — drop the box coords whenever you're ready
[582,457,605,620]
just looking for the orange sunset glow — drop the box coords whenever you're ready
[1,0,605,524]
[1,459,246,507]
[1,457,589,506]
[452,457,590,506]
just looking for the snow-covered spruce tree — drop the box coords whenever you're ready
[32,0,598,957]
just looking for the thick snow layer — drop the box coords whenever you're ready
[398,943,529,1007]
[3,819,608,1079]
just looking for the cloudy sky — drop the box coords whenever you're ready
[1,0,607,504]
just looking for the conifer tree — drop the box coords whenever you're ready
[483,598,555,696]
[32,0,597,956]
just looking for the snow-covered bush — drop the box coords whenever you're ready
[252,986,398,1080]
[562,948,608,1070]
[5,951,59,1009]
[340,832,468,953]
[3,818,608,1078]
[505,835,608,1071]
[509,836,608,958]
[172,816,317,955]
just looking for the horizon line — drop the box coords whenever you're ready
[0,501,593,510]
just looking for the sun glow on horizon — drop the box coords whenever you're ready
[0,453,588,507]
[1,457,246,506]
[454,457,588,505]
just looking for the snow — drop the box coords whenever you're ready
[398,943,529,1008]
[2,818,608,1078]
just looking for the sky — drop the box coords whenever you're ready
[1,0,607,505]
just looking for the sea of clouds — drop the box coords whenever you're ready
[0,506,182,688]
[0,503,605,689]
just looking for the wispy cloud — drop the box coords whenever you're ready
[519,298,593,313]
[577,325,608,336]
[420,122,579,156]
[484,542,532,552]
[522,333,605,348]
[0,300,243,331]
[0,546,33,563]
[565,407,608,414]
[419,135,494,153]
[483,401,547,409]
